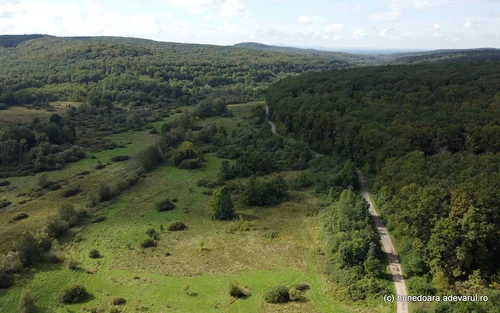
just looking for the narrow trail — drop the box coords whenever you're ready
[265,103,277,135]
[357,171,409,313]
[266,103,407,311]
[265,103,321,158]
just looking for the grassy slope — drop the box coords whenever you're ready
[0,102,390,313]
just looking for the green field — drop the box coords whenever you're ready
[0,102,390,313]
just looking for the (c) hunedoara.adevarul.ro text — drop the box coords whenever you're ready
[383,294,489,303]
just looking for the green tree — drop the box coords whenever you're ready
[14,232,42,266]
[211,186,234,220]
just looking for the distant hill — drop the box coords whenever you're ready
[0,34,49,48]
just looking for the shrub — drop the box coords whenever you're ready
[167,221,187,231]
[228,281,251,298]
[98,184,113,202]
[58,204,78,226]
[61,185,81,197]
[11,212,29,222]
[38,174,50,189]
[263,285,290,304]
[264,231,280,240]
[0,271,14,289]
[140,239,156,248]
[68,260,78,270]
[226,215,255,233]
[145,228,159,239]
[17,289,36,313]
[59,284,89,303]
[291,282,310,291]
[89,249,100,258]
[43,215,69,237]
[288,287,304,302]
[91,216,106,223]
[111,297,127,305]
[94,163,105,170]
[48,183,61,191]
[0,181,10,186]
[178,159,203,169]
[155,199,176,212]
[111,155,130,162]
[0,199,11,209]
[0,252,23,273]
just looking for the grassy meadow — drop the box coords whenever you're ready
[0,102,391,313]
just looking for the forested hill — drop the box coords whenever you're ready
[0,35,374,107]
[267,62,500,168]
[233,42,378,63]
[385,48,500,64]
[267,62,500,312]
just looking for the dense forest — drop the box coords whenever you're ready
[0,35,379,177]
[267,62,500,312]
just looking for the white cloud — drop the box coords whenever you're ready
[324,23,344,33]
[379,28,390,37]
[372,0,444,21]
[298,15,312,24]
[218,19,238,34]
[463,19,487,29]
[217,0,245,17]
[352,29,365,39]
[434,23,440,30]
[372,10,401,21]
[168,0,216,14]
[298,15,324,24]
[338,1,361,13]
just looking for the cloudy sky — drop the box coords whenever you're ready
[1,0,499,49]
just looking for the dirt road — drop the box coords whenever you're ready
[265,103,278,134]
[357,171,409,313]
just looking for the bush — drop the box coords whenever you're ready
[145,228,159,239]
[178,159,203,169]
[59,284,89,303]
[155,199,176,212]
[61,185,81,197]
[17,289,36,313]
[0,252,23,273]
[111,297,127,305]
[94,163,105,170]
[89,249,100,258]
[264,285,290,304]
[264,231,280,240]
[0,199,11,209]
[48,183,61,191]
[43,215,69,237]
[58,203,78,226]
[111,155,130,162]
[11,212,29,222]
[91,216,106,223]
[288,287,305,302]
[228,281,251,298]
[0,181,10,186]
[98,184,113,202]
[167,221,187,231]
[68,259,78,270]
[291,282,310,291]
[0,271,14,289]
[140,239,156,248]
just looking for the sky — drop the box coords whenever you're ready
[1,0,500,50]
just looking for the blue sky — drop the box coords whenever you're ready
[1,0,499,49]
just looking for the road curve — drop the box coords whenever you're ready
[357,171,409,313]
[265,103,278,134]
